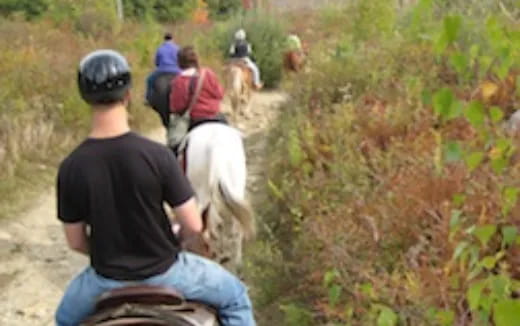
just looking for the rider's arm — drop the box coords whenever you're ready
[172,198,203,238]
[57,159,90,255]
[63,222,89,255]
[155,49,161,68]
[161,149,201,235]
[229,43,235,55]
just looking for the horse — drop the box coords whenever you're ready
[178,122,255,272]
[146,71,177,128]
[224,60,253,122]
[283,50,305,72]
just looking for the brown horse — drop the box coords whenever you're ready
[284,50,306,72]
[224,60,253,121]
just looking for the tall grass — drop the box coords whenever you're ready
[0,16,219,219]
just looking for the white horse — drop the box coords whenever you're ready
[179,122,255,271]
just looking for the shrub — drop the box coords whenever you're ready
[248,1,520,325]
[0,0,49,19]
[205,0,242,20]
[213,10,287,88]
[75,1,121,38]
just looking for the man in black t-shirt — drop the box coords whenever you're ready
[55,49,255,326]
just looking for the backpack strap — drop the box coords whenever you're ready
[183,69,206,117]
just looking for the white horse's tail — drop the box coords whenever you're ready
[217,181,255,240]
[207,141,255,240]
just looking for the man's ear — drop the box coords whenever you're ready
[123,91,132,108]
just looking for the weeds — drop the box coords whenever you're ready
[249,0,520,325]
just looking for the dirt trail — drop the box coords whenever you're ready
[0,91,286,326]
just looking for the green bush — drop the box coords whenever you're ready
[213,11,287,88]
[206,0,242,20]
[74,0,121,38]
[0,0,48,19]
[348,0,396,42]
[0,0,200,24]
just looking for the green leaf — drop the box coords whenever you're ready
[469,44,480,60]
[473,224,497,247]
[360,282,376,299]
[443,15,462,43]
[480,255,498,269]
[465,152,485,171]
[450,52,468,75]
[496,138,512,154]
[490,106,504,123]
[502,187,519,216]
[436,309,455,326]
[492,157,508,174]
[444,141,463,162]
[323,269,339,287]
[377,306,398,326]
[467,280,486,311]
[421,89,432,106]
[435,32,450,54]
[433,88,454,116]
[268,179,284,199]
[280,304,313,326]
[433,88,462,121]
[465,101,485,127]
[452,193,466,206]
[493,300,520,326]
[453,241,469,260]
[328,284,342,307]
[503,187,519,205]
[479,55,494,76]
[468,266,483,280]
[490,275,510,300]
[502,226,518,247]
[450,209,462,229]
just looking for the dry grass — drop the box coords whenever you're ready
[0,18,221,220]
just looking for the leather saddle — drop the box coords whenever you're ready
[81,286,218,326]
[96,286,184,311]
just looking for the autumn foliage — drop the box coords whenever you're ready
[246,1,520,325]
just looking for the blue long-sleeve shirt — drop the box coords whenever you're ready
[155,41,181,74]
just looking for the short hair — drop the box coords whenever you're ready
[164,32,172,40]
[178,46,199,69]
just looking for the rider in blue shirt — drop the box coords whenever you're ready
[146,33,181,103]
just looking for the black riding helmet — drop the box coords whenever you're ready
[78,49,132,105]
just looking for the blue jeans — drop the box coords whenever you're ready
[145,70,159,102]
[55,252,255,326]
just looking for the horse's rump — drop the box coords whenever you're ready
[149,72,177,127]
[225,60,253,119]
[183,123,253,269]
